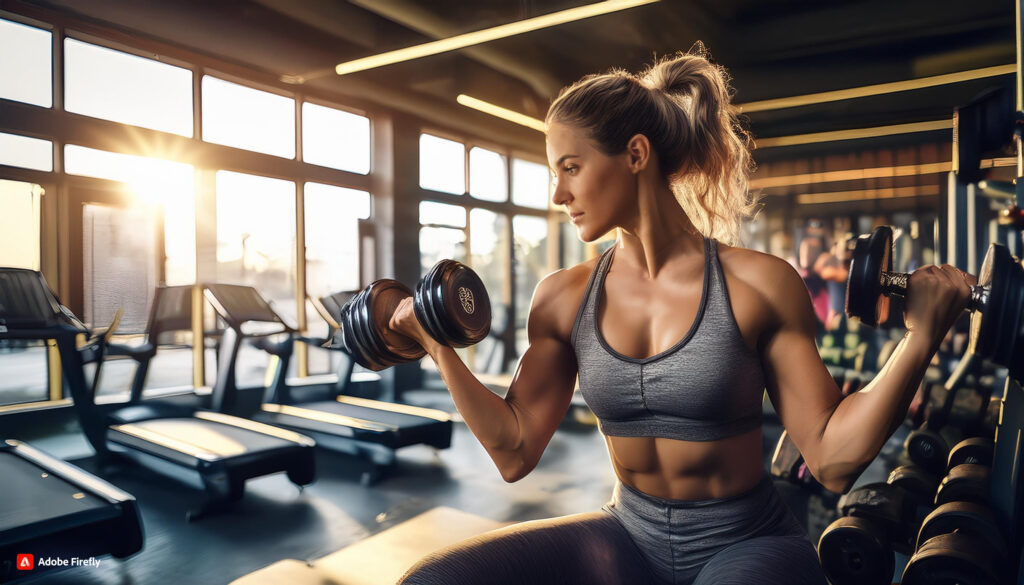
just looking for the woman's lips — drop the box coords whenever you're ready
[570,212,584,223]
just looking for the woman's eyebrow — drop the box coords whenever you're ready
[554,154,579,168]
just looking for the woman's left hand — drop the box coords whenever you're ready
[388,296,436,352]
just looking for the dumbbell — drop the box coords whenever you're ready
[845,225,1024,382]
[932,437,994,507]
[338,260,491,371]
[901,500,1008,585]
[817,482,913,585]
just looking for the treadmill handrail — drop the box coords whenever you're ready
[3,439,136,505]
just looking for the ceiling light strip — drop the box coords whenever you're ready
[752,157,1016,189]
[456,94,545,131]
[738,64,1014,113]
[797,184,941,205]
[757,119,951,148]
[335,0,659,76]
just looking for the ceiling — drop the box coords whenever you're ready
[5,0,1018,160]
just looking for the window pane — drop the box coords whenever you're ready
[513,215,548,357]
[512,158,551,209]
[0,179,42,270]
[0,339,49,407]
[469,147,507,202]
[419,134,465,195]
[216,171,296,387]
[65,38,193,137]
[419,200,466,228]
[203,76,295,158]
[0,18,51,107]
[560,221,585,268]
[302,103,370,173]
[419,226,466,278]
[470,209,510,373]
[305,183,366,295]
[64,145,196,287]
[0,132,52,172]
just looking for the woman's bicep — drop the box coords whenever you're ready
[761,264,843,469]
[503,276,580,463]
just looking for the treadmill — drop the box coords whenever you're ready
[0,270,317,519]
[0,439,143,582]
[203,284,452,484]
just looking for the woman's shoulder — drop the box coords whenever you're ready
[530,255,604,338]
[716,242,808,306]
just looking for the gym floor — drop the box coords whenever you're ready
[7,377,909,585]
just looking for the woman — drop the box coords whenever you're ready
[389,48,972,585]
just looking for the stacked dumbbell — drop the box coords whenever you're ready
[817,473,931,585]
[337,260,491,371]
[903,380,1000,477]
[901,437,1010,584]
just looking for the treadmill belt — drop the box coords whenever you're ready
[301,401,445,429]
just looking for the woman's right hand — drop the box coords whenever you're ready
[902,264,974,342]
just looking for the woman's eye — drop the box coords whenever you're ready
[564,166,578,175]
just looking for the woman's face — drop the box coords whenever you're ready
[546,122,637,242]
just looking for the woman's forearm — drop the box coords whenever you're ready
[815,330,938,491]
[423,342,527,472]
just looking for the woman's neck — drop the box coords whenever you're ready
[615,176,702,279]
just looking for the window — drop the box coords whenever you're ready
[0,179,42,270]
[0,18,51,107]
[512,158,551,209]
[512,215,548,357]
[419,134,465,195]
[302,103,370,173]
[470,209,510,373]
[216,170,297,387]
[304,183,368,375]
[419,201,466,228]
[64,38,193,136]
[0,132,52,172]
[64,145,196,287]
[469,147,507,202]
[202,76,295,158]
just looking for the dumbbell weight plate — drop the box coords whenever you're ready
[970,244,1024,381]
[947,437,994,471]
[340,294,387,371]
[905,425,961,476]
[845,226,893,327]
[354,285,402,368]
[440,260,490,345]
[817,515,894,585]
[414,263,450,346]
[934,463,990,506]
[902,531,1002,585]
[916,500,1008,562]
[361,279,426,362]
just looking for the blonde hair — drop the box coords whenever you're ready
[545,45,759,246]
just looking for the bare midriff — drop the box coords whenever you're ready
[605,426,764,500]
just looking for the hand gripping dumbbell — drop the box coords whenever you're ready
[337,260,491,371]
[845,225,1024,382]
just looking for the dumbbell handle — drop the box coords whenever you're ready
[879,270,988,312]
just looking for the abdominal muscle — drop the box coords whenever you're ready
[605,427,765,501]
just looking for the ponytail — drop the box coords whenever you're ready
[546,44,759,245]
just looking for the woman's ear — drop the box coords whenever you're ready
[626,134,651,173]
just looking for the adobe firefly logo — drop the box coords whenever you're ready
[17,554,34,570]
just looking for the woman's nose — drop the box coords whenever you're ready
[551,180,570,207]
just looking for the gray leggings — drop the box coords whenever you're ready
[399,475,826,585]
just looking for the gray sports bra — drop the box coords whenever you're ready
[569,238,764,441]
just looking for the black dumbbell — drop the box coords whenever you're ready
[887,464,940,534]
[817,482,910,585]
[901,500,1008,585]
[845,225,1024,381]
[338,260,491,371]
